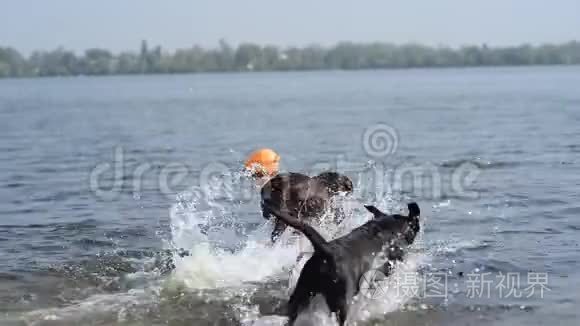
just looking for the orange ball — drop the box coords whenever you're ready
[244,148,280,177]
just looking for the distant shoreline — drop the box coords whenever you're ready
[1,63,580,82]
[1,40,579,79]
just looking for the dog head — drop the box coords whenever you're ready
[364,202,421,244]
[314,172,353,194]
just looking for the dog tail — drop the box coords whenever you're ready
[408,202,420,218]
[364,205,383,218]
[262,200,332,257]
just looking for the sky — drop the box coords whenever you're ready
[1,0,579,54]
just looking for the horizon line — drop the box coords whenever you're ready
[4,39,579,56]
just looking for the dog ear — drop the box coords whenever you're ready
[407,202,420,218]
[364,205,384,218]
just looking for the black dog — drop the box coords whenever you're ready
[264,201,420,325]
[260,171,353,242]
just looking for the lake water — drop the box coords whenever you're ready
[0,67,579,325]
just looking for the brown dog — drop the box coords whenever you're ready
[260,171,353,242]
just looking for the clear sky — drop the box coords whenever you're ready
[2,0,579,54]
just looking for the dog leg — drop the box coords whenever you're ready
[334,297,348,326]
[271,218,288,242]
[287,277,313,324]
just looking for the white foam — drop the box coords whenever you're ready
[167,184,300,289]
[293,294,338,326]
[22,288,158,325]
[348,252,426,323]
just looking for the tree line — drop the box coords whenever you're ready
[1,40,579,78]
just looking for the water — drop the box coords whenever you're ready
[1,66,579,325]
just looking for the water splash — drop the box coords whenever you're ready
[23,173,431,326]
[166,181,299,289]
